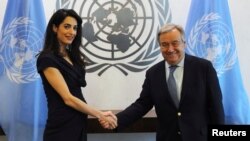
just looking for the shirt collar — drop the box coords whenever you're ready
[165,55,185,68]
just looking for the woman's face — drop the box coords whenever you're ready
[53,16,78,47]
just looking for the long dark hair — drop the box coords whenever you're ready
[39,9,85,67]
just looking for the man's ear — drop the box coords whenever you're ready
[52,24,57,33]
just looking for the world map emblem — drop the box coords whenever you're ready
[0,17,43,83]
[186,13,237,76]
[56,0,171,76]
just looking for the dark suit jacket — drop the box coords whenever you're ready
[116,54,224,141]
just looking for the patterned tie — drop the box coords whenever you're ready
[168,66,178,107]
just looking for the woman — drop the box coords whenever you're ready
[36,9,116,141]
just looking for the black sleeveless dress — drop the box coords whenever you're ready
[37,53,87,141]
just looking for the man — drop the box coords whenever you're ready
[112,23,225,141]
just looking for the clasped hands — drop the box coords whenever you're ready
[99,111,117,130]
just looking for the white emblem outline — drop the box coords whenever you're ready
[0,17,41,83]
[186,13,237,76]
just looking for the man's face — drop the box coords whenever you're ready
[159,28,185,65]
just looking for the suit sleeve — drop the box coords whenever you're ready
[116,71,154,131]
[206,61,225,124]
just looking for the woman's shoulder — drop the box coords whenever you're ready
[38,52,62,62]
[38,52,56,59]
[36,52,62,71]
[37,52,61,65]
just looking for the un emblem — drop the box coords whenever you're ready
[56,0,171,76]
[186,13,237,76]
[0,17,43,83]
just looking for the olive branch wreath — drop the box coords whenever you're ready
[0,17,39,83]
[186,12,237,76]
[56,0,171,76]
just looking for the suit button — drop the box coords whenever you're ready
[177,112,181,116]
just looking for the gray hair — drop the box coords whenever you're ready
[157,23,186,44]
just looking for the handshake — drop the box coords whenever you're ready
[98,111,118,130]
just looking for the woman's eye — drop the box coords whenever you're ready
[73,26,78,31]
[64,25,70,29]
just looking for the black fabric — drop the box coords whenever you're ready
[37,53,87,141]
[116,54,224,141]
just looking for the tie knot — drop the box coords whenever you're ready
[169,65,178,73]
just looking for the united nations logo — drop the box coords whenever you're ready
[56,0,171,76]
[0,17,43,83]
[186,13,237,76]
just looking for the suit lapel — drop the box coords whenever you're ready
[179,54,194,106]
[157,61,178,108]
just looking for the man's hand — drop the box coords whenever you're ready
[99,111,117,129]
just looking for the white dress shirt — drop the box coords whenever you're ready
[165,57,184,101]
